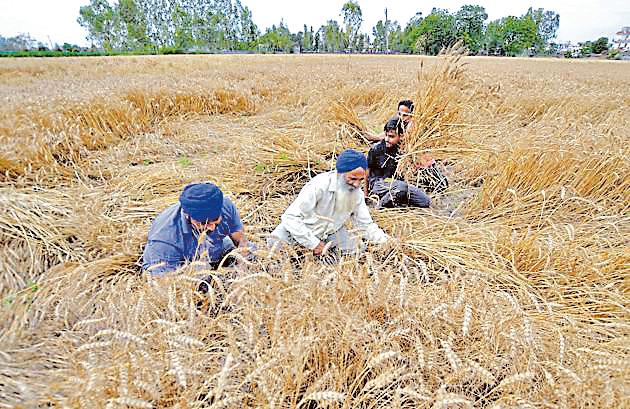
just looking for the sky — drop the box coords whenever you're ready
[0,0,628,47]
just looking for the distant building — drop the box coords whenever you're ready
[612,26,630,51]
[558,42,581,57]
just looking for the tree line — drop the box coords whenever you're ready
[74,1,563,56]
[76,0,257,53]
[0,1,571,57]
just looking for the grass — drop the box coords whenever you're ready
[0,53,628,408]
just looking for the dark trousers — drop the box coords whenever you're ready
[370,178,431,208]
[416,163,449,193]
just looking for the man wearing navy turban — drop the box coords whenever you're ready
[142,182,251,276]
[269,149,389,261]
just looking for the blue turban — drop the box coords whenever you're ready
[179,183,224,222]
[336,149,368,173]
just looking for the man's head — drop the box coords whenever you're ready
[383,116,403,148]
[397,99,414,123]
[179,182,224,231]
[336,149,368,191]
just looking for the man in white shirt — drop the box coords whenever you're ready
[269,149,389,260]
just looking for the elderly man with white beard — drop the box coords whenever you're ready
[268,149,390,261]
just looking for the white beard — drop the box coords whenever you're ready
[335,174,357,214]
[337,174,357,193]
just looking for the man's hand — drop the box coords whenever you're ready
[229,230,255,266]
[236,241,250,253]
[377,235,402,254]
[313,241,326,256]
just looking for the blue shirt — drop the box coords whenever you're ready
[142,197,243,276]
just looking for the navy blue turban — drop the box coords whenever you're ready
[179,183,224,222]
[336,149,368,173]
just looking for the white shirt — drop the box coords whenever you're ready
[279,171,388,249]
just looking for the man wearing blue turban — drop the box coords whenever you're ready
[142,182,251,276]
[269,149,389,260]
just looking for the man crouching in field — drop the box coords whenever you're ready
[366,117,432,209]
[142,182,253,276]
[268,149,390,262]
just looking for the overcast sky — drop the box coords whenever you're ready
[0,0,628,46]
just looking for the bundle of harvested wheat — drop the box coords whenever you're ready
[397,44,472,183]
[311,98,371,146]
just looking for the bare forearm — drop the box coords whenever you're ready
[365,132,384,142]
[230,230,247,247]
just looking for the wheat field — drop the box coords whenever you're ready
[0,54,628,408]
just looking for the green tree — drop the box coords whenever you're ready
[321,20,345,52]
[372,8,397,53]
[485,15,537,56]
[116,0,148,50]
[242,8,259,45]
[356,33,367,52]
[257,22,293,52]
[388,22,403,52]
[132,0,175,49]
[232,0,258,48]
[579,40,594,56]
[414,8,456,55]
[77,0,261,52]
[454,4,487,54]
[314,30,321,52]
[78,0,115,50]
[172,4,194,50]
[294,30,303,51]
[503,15,537,56]
[62,42,81,52]
[526,7,560,52]
[578,37,609,56]
[372,20,387,52]
[341,1,362,51]
[301,24,312,51]
[484,19,503,55]
[401,12,423,53]
[592,37,609,54]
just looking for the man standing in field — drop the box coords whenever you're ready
[366,117,433,208]
[366,99,415,142]
[142,182,252,276]
[269,149,389,261]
